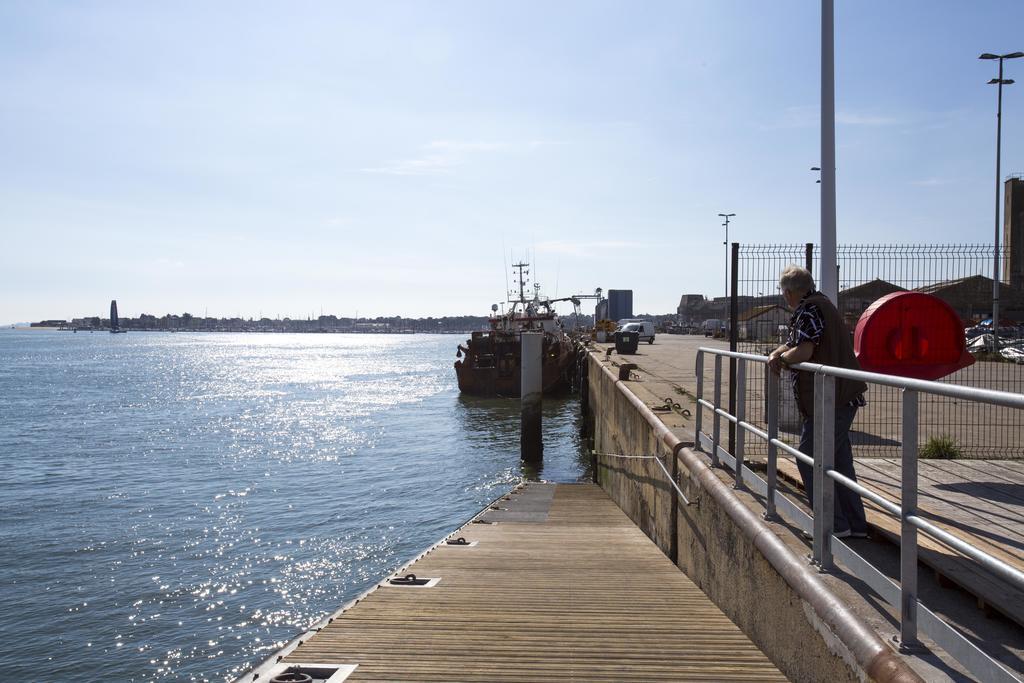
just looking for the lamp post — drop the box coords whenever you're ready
[820,0,837,304]
[718,213,735,297]
[980,51,1023,351]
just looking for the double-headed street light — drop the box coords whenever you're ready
[718,213,735,298]
[979,51,1023,351]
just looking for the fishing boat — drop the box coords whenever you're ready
[110,300,127,334]
[454,262,579,397]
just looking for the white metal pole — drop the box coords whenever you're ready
[820,0,838,303]
[724,219,729,298]
[520,332,543,462]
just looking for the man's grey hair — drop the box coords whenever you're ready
[779,265,815,294]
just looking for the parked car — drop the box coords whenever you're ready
[966,324,1021,339]
[619,321,655,344]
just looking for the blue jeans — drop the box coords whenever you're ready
[797,404,868,535]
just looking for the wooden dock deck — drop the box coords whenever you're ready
[276,482,786,682]
[854,458,1024,625]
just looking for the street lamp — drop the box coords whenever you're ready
[718,213,735,298]
[980,51,1023,351]
[811,166,822,183]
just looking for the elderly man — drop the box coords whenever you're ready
[767,265,869,539]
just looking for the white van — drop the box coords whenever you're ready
[620,321,655,344]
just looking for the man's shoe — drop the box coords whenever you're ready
[801,528,853,540]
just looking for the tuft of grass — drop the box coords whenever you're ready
[919,434,962,460]
[972,351,1011,363]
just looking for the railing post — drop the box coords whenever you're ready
[765,364,779,520]
[901,389,920,648]
[695,350,704,449]
[711,354,722,467]
[821,375,835,571]
[734,358,747,489]
[670,449,679,565]
[812,371,835,570]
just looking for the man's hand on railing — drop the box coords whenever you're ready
[767,343,788,376]
[767,341,814,376]
[767,350,786,376]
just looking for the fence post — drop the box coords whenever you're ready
[813,372,836,571]
[695,350,704,449]
[901,389,920,648]
[765,364,779,520]
[734,358,747,489]
[712,354,722,467]
[805,242,814,274]
[728,242,739,455]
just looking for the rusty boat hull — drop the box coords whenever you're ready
[454,329,577,397]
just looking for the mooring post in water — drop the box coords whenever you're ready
[520,332,543,462]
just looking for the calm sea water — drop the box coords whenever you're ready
[0,330,587,682]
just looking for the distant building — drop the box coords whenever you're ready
[678,293,760,326]
[607,289,633,321]
[838,279,906,329]
[676,294,706,318]
[738,305,789,342]
[916,274,1024,324]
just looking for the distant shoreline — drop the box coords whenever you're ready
[8,327,480,335]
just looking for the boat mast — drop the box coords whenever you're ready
[511,262,529,307]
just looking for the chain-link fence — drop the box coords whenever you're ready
[730,243,1023,459]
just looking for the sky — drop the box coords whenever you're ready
[2,1,1023,323]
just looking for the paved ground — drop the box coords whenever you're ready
[598,333,1023,459]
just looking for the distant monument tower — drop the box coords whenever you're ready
[110,299,126,333]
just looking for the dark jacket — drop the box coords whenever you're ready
[795,291,868,417]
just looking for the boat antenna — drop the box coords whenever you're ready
[501,237,510,305]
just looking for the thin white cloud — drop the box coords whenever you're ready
[361,138,566,176]
[527,139,570,149]
[361,154,458,176]
[762,106,903,130]
[910,177,954,187]
[836,112,901,126]
[425,140,510,152]
[535,240,645,257]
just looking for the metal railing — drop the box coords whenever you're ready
[695,346,1024,683]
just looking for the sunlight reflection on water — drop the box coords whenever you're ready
[0,331,586,681]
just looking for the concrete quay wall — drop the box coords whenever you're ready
[585,350,919,683]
